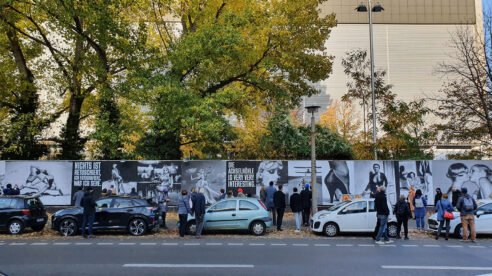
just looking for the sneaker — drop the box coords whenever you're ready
[445,238,448,241]
[384,240,394,244]
[277,228,283,231]
[89,235,95,239]
[460,239,468,242]
[375,241,385,245]
[396,236,401,240]
[471,240,476,243]
[294,229,300,233]
[404,237,409,240]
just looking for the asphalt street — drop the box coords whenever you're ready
[0,237,491,276]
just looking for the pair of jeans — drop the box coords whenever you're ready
[178,214,188,237]
[397,217,408,238]
[437,219,450,238]
[302,208,310,226]
[276,208,285,230]
[81,212,95,237]
[416,216,425,229]
[461,214,476,241]
[294,212,302,230]
[375,215,389,241]
[268,206,277,226]
[195,214,205,237]
[161,211,167,227]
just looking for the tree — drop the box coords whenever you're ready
[433,12,492,148]
[319,99,361,144]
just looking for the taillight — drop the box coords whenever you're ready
[146,207,154,212]
[22,209,31,215]
[258,200,267,211]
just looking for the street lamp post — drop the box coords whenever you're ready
[305,105,320,214]
[356,1,384,160]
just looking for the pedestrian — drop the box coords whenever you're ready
[273,184,286,231]
[374,186,393,244]
[219,189,226,200]
[237,188,246,198]
[110,185,117,195]
[73,187,85,207]
[192,188,206,238]
[451,186,461,208]
[408,186,416,219]
[300,184,312,226]
[129,187,138,196]
[227,190,234,198]
[434,188,442,206]
[435,193,454,240]
[393,194,411,240]
[266,181,277,226]
[456,187,477,242]
[178,189,192,238]
[2,184,14,195]
[412,189,427,230]
[372,186,382,239]
[260,186,267,204]
[290,187,302,232]
[80,187,96,239]
[160,187,170,229]
[12,185,20,195]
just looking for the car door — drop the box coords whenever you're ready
[94,198,113,228]
[107,198,133,227]
[337,201,369,232]
[236,200,261,229]
[204,200,238,230]
[475,203,492,233]
[0,198,12,228]
[368,201,378,230]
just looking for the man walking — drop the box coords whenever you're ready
[80,187,96,239]
[456,187,477,242]
[374,186,393,244]
[192,188,206,239]
[290,187,302,232]
[266,181,277,226]
[273,185,286,231]
[300,184,312,226]
[394,194,411,240]
[73,187,85,207]
[372,186,382,239]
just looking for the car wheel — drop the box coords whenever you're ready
[250,221,266,236]
[387,223,398,238]
[59,218,78,236]
[186,220,196,235]
[129,218,147,236]
[31,225,45,232]
[7,220,24,235]
[323,222,339,237]
[453,224,470,239]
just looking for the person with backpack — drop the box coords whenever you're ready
[393,195,411,240]
[266,181,277,226]
[435,193,454,240]
[412,189,427,230]
[456,187,477,242]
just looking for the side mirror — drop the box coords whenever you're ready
[476,210,485,216]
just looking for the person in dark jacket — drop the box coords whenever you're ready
[372,186,382,239]
[80,187,96,238]
[434,188,442,206]
[129,188,138,196]
[273,185,286,231]
[290,187,303,232]
[374,186,392,244]
[393,195,411,240]
[219,189,226,200]
[265,181,277,226]
[451,186,461,208]
[300,184,312,226]
[435,193,454,240]
[456,187,477,242]
[73,187,85,207]
[192,188,206,238]
[3,184,20,195]
[178,190,192,237]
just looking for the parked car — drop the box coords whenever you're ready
[310,198,398,237]
[185,198,272,236]
[52,196,159,236]
[428,199,492,238]
[0,195,48,235]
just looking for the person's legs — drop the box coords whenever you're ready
[444,219,450,239]
[468,216,476,241]
[396,219,402,238]
[81,213,88,237]
[269,207,277,226]
[373,217,380,239]
[195,214,204,237]
[294,212,301,230]
[88,213,95,237]
[161,212,167,228]
[276,208,284,230]
[403,218,409,239]
[421,216,425,229]
[302,208,309,226]
[461,216,469,241]
[375,215,388,241]
[416,216,421,229]
[179,214,188,237]
[437,220,444,238]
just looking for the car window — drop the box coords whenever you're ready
[211,200,236,212]
[239,200,259,211]
[341,201,367,214]
[328,200,351,211]
[369,201,376,212]
[10,199,25,209]
[96,198,113,208]
[478,203,492,214]
[132,199,149,207]
[26,198,43,208]
[0,198,12,209]
[114,198,133,208]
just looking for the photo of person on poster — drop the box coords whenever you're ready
[191,168,220,204]
[363,163,388,197]
[256,161,284,188]
[324,161,350,203]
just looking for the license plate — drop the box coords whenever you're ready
[36,218,44,222]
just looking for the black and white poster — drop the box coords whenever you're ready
[287,161,327,205]
[321,161,354,205]
[101,161,138,197]
[226,161,258,197]
[136,161,182,205]
[182,161,226,204]
[433,161,492,201]
[353,161,398,206]
[396,161,433,201]
[72,161,102,203]
[3,161,72,205]
[256,160,288,197]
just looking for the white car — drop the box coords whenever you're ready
[310,198,398,237]
[428,199,492,238]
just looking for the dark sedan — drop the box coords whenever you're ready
[52,196,159,236]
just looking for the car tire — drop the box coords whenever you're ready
[31,225,45,232]
[185,220,196,235]
[59,218,78,236]
[7,220,24,235]
[323,222,339,237]
[387,223,398,238]
[453,224,470,239]
[128,218,148,236]
[250,221,266,236]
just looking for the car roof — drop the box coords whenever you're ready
[100,196,144,200]
[477,199,492,205]
[0,195,40,199]
[350,198,374,202]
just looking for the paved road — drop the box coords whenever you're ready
[0,237,491,276]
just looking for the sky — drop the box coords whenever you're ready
[484,0,491,14]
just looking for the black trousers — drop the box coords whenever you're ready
[397,217,408,238]
[276,208,285,230]
[178,214,188,237]
[302,207,310,226]
[437,219,450,238]
[373,217,380,238]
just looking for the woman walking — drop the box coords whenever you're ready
[412,189,427,230]
[178,189,192,238]
[435,194,454,240]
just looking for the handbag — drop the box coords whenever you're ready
[440,200,454,220]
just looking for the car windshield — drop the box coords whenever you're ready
[328,200,352,211]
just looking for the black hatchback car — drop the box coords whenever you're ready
[0,196,48,234]
[52,196,159,236]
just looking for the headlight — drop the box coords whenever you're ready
[318,214,328,220]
